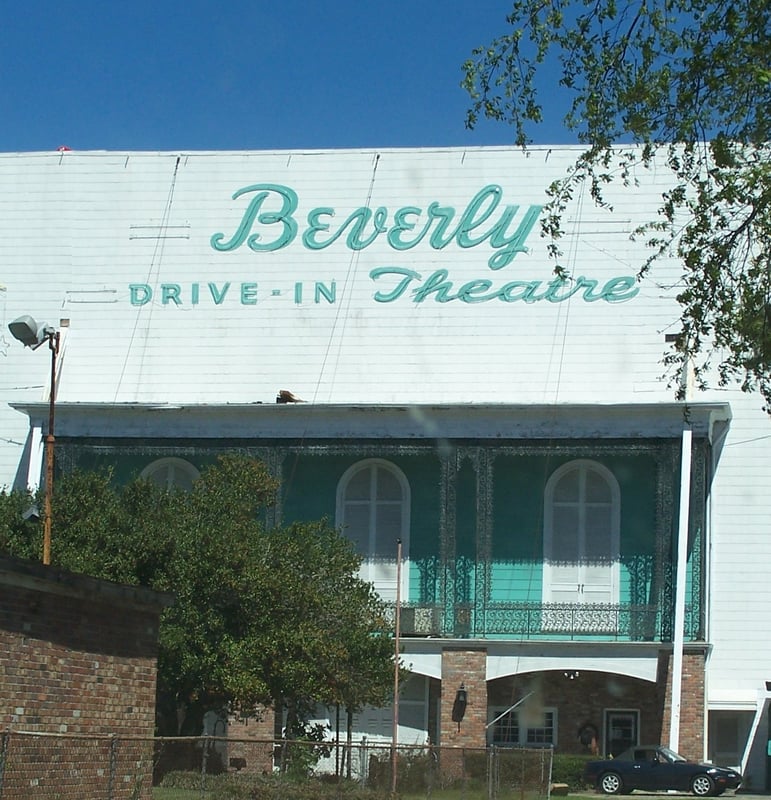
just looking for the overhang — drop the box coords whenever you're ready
[10,400,732,442]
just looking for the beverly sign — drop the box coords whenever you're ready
[129,183,640,306]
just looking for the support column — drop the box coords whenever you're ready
[440,647,487,748]
[661,646,706,760]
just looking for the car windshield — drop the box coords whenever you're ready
[658,747,687,763]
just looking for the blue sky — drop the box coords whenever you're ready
[0,1,568,152]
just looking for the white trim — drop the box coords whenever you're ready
[140,456,200,490]
[543,459,621,606]
[25,423,43,492]
[336,458,410,602]
[669,427,692,754]
[487,652,659,682]
[488,704,558,747]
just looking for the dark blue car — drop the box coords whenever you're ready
[583,745,742,796]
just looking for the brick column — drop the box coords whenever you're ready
[227,706,276,773]
[660,646,706,760]
[440,647,487,748]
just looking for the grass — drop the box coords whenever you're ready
[152,789,595,800]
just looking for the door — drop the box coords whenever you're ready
[543,461,620,631]
[605,710,638,758]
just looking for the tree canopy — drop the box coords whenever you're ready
[463,1,771,406]
[0,455,395,735]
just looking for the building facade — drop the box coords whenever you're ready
[1,147,769,787]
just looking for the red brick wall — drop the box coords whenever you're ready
[0,582,162,735]
[488,669,666,754]
[0,585,163,736]
[0,557,171,799]
[440,647,487,748]
[660,648,706,760]
[227,707,276,773]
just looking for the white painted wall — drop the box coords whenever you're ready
[1,146,770,732]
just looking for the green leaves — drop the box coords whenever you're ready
[464,0,771,408]
[0,455,396,733]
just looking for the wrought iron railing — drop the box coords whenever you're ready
[388,601,672,641]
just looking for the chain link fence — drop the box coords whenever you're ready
[0,731,553,799]
[0,730,153,799]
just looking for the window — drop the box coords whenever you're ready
[605,709,639,757]
[489,708,556,747]
[351,674,429,745]
[543,460,620,606]
[141,457,199,491]
[336,459,410,601]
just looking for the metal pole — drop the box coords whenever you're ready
[669,425,692,753]
[42,331,59,566]
[391,538,402,795]
[667,334,693,755]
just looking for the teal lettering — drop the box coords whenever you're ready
[456,279,494,303]
[371,267,421,302]
[499,281,544,303]
[191,283,200,305]
[209,282,231,304]
[211,182,543,269]
[541,277,588,303]
[210,184,298,252]
[456,185,502,248]
[600,275,640,302]
[369,269,641,305]
[412,269,456,303]
[294,282,303,303]
[575,276,601,301]
[161,284,181,305]
[426,204,459,250]
[241,283,258,305]
[540,277,570,301]
[387,207,425,250]
[315,282,336,303]
[487,204,542,270]
[303,207,335,249]
[347,207,388,250]
[129,284,152,306]
[303,207,388,250]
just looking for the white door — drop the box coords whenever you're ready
[544,461,620,606]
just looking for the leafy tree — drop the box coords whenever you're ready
[0,455,396,736]
[0,486,40,560]
[463,1,771,406]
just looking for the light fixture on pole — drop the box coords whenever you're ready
[8,315,60,566]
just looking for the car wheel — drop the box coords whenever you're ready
[691,774,715,796]
[599,772,624,794]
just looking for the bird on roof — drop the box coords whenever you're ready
[276,389,305,404]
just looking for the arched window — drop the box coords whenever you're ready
[336,459,410,601]
[141,457,199,491]
[543,459,620,606]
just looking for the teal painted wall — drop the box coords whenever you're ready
[64,444,666,619]
[280,452,442,604]
[490,453,658,604]
[63,447,217,484]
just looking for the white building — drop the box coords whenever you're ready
[1,147,769,787]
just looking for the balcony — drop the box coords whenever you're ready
[388,601,668,641]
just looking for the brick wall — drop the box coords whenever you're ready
[227,707,276,773]
[660,647,707,760]
[488,670,665,754]
[440,647,487,748]
[0,555,172,799]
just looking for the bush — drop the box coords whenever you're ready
[551,753,595,790]
[159,769,390,800]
